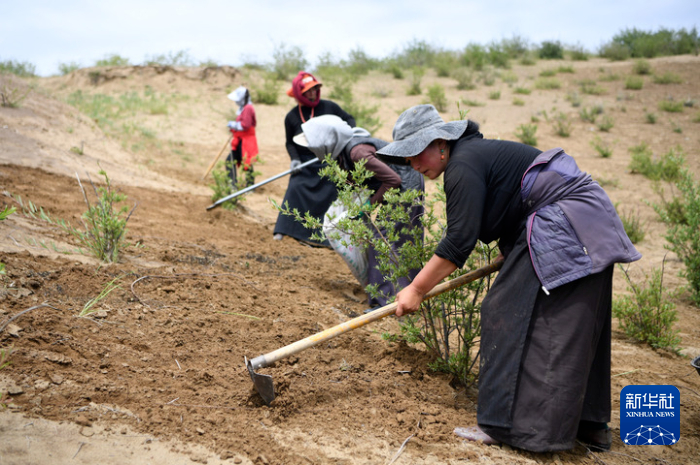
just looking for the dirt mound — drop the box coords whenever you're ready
[1,55,700,464]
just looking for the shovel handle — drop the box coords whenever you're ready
[201,135,233,180]
[248,259,503,370]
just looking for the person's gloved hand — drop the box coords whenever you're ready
[227,121,243,131]
[290,159,302,174]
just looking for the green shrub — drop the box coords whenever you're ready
[209,161,245,210]
[597,115,615,132]
[580,105,604,123]
[617,207,645,243]
[613,263,681,353]
[330,78,382,134]
[514,86,531,95]
[580,82,607,95]
[515,123,538,146]
[565,91,582,107]
[394,39,436,68]
[461,98,484,107]
[488,90,501,100]
[386,61,404,79]
[452,67,476,90]
[58,62,81,75]
[0,79,31,108]
[534,77,561,90]
[658,99,684,113]
[538,40,564,59]
[590,135,613,158]
[95,54,130,67]
[462,43,488,70]
[144,50,195,66]
[568,45,589,61]
[629,144,685,182]
[601,27,700,59]
[653,169,700,305]
[479,67,497,86]
[406,67,424,96]
[550,111,572,137]
[500,71,518,85]
[519,53,538,66]
[433,51,459,77]
[251,72,280,105]
[426,84,447,112]
[632,59,652,75]
[625,76,644,90]
[645,112,657,124]
[486,42,511,69]
[13,170,137,262]
[512,97,525,106]
[271,43,307,81]
[653,72,683,85]
[599,42,631,61]
[0,59,36,77]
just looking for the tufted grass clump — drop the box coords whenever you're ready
[617,207,645,243]
[625,76,644,90]
[590,135,613,158]
[613,262,681,353]
[426,84,447,112]
[515,123,538,146]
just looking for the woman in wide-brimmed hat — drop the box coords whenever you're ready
[377,104,641,453]
[272,71,355,246]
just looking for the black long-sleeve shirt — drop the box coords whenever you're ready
[435,137,541,268]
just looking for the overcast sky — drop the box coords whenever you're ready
[2,1,698,76]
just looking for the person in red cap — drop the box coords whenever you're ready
[273,71,355,246]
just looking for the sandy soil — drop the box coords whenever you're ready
[1,55,699,465]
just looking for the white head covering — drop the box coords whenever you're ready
[293,114,370,161]
[227,86,252,114]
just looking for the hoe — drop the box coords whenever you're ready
[246,260,503,405]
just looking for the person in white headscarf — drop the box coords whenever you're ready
[226,86,258,187]
[295,114,425,309]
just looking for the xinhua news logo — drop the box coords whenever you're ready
[620,385,680,445]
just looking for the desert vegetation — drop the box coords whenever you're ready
[1,25,700,465]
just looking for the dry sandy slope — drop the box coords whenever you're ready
[0,55,700,464]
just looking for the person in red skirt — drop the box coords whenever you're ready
[227,86,258,187]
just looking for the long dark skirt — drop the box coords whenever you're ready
[480,261,613,452]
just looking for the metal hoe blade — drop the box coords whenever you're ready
[245,356,275,405]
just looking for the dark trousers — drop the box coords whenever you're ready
[226,148,254,187]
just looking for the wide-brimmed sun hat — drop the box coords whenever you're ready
[376,104,470,159]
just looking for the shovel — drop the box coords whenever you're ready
[206,158,318,210]
[246,259,504,405]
